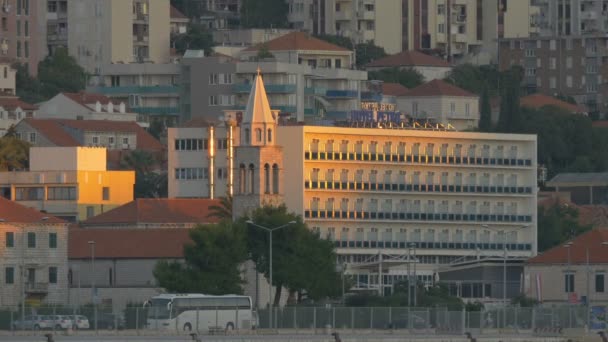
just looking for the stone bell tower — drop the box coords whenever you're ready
[232,68,284,220]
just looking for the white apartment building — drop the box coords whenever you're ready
[68,0,170,75]
[0,198,69,307]
[169,71,538,296]
[237,32,367,122]
[0,97,37,136]
[532,0,608,37]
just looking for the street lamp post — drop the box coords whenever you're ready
[246,220,296,329]
[88,241,97,332]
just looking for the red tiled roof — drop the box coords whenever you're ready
[244,32,349,52]
[69,228,192,259]
[23,119,163,151]
[405,79,476,97]
[181,118,213,128]
[0,97,37,110]
[0,197,65,223]
[81,198,223,225]
[527,229,608,265]
[520,94,587,114]
[170,5,188,20]
[366,50,451,68]
[55,119,163,151]
[382,82,409,97]
[63,92,117,107]
[23,118,80,146]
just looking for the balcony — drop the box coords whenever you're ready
[305,87,327,96]
[325,89,358,98]
[304,151,534,169]
[25,282,48,294]
[335,10,352,21]
[233,84,296,93]
[332,240,532,252]
[357,10,374,21]
[304,180,533,196]
[93,85,179,95]
[581,11,597,21]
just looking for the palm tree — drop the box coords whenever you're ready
[207,194,233,221]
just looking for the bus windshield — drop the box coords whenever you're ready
[147,298,171,319]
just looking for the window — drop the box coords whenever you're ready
[437,4,445,14]
[108,137,115,145]
[221,73,232,84]
[5,267,14,284]
[102,187,110,200]
[596,274,605,293]
[525,49,535,57]
[550,57,556,70]
[566,57,572,69]
[267,129,272,143]
[24,21,28,36]
[27,232,35,248]
[47,187,76,200]
[5,232,14,247]
[550,39,556,50]
[256,128,262,142]
[24,41,28,58]
[465,103,470,117]
[550,77,556,89]
[49,233,57,248]
[15,187,43,201]
[16,41,21,57]
[92,136,99,144]
[174,168,207,180]
[28,132,36,143]
[209,95,218,105]
[450,102,455,114]
[122,137,129,145]
[86,206,94,219]
[565,273,575,293]
[438,23,445,33]
[48,267,57,284]
[16,20,20,36]
[209,73,218,85]
[566,76,572,87]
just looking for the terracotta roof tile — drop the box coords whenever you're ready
[366,50,451,68]
[81,198,223,225]
[23,118,80,146]
[54,119,163,151]
[170,5,188,20]
[382,82,409,97]
[0,197,65,223]
[520,94,587,114]
[0,97,37,110]
[69,228,192,259]
[244,32,349,52]
[63,92,117,107]
[405,79,476,97]
[527,229,608,264]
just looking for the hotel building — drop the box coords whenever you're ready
[168,71,538,297]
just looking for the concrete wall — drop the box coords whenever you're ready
[147,0,170,64]
[525,263,608,304]
[30,147,107,172]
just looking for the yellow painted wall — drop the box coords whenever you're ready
[76,170,135,220]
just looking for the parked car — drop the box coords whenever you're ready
[12,315,52,330]
[68,315,90,330]
[48,315,73,330]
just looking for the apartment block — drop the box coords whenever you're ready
[237,32,367,122]
[0,147,135,222]
[498,35,607,116]
[67,0,170,75]
[0,198,69,307]
[169,71,538,296]
[0,0,47,76]
[532,0,608,37]
[46,0,68,55]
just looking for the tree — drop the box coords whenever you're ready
[538,200,591,252]
[315,35,353,50]
[15,47,87,103]
[154,221,247,294]
[0,135,30,171]
[496,66,524,132]
[173,23,214,56]
[121,150,166,198]
[256,44,274,60]
[207,195,233,221]
[243,205,342,305]
[355,41,387,68]
[445,64,501,97]
[479,88,492,132]
[240,0,289,29]
[368,67,425,89]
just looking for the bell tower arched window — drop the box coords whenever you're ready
[256,128,262,142]
[267,129,273,143]
[244,128,250,145]
[249,164,255,194]
[272,163,279,194]
[239,164,246,194]
[264,164,270,194]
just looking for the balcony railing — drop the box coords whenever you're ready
[233,84,296,93]
[325,90,358,98]
[331,240,532,251]
[25,282,49,294]
[304,151,533,168]
[304,180,533,195]
[93,85,179,95]
[303,210,533,224]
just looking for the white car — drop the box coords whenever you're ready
[48,315,72,330]
[69,315,90,330]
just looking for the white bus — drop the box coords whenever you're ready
[144,294,255,332]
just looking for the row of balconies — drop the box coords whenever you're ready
[304,210,533,223]
[304,181,533,195]
[332,240,532,252]
[305,152,533,168]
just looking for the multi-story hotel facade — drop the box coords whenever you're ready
[168,71,538,296]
